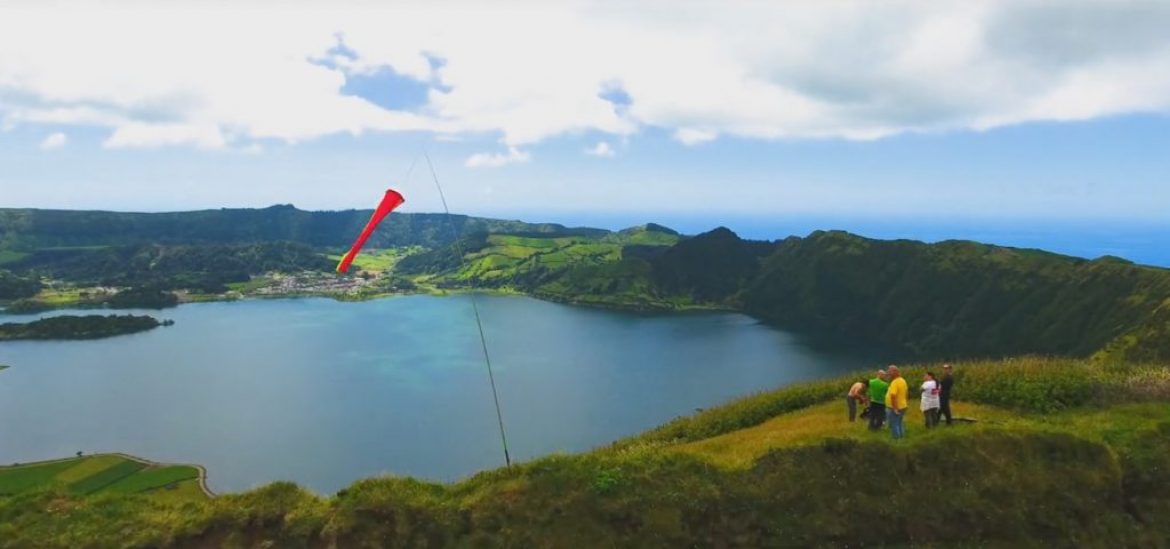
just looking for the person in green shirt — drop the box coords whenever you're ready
[867,369,889,431]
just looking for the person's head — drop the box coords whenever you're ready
[925,371,936,382]
[877,368,887,380]
[887,365,900,379]
[943,363,953,376]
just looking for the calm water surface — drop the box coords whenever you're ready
[0,295,871,494]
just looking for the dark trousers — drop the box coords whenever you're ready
[939,398,952,425]
[847,397,858,422]
[924,408,940,428]
[868,403,886,430]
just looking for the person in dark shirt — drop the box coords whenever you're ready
[939,363,955,425]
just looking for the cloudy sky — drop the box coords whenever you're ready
[2,1,1169,235]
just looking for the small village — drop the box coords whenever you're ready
[248,271,376,297]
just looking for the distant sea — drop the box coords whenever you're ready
[529,213,1170,268]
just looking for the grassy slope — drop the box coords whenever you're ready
[2,358,1168,547]
[399,228,691,310]
[323,247,421,274]
[0,455,205,501]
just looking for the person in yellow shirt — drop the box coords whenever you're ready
[884,365,909,440]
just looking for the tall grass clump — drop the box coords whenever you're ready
[937,357,1170,413]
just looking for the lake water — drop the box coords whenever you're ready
[0,295,871,494]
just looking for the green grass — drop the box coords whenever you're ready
[32,287,107,306]
[54,455,127,484]
[104,465,199,494]
[487,235,583,249]
[325,247,418,273]
[0,250,28,265]
[224,277,272,293]
[604,228,680,246]
[616,357,1170,450]
[0,455,204,503]
[67,460,147,494]
[403,231,681,312]
[0,458,83,495]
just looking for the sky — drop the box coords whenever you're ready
[1,1,1169,260]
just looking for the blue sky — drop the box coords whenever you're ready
[1,2,1169,262]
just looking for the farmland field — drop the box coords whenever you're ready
[0,455,206,501]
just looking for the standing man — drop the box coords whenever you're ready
[867,369,889,431]
[885,365,909,440]
[939,363,955,426]
[847,379,869,422]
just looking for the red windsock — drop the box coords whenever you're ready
[336,189,405,273]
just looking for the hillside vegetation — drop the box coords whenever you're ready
[2,358,1167,547]
[739,230,1170,362]
[398,225,689,309]
[7,242,334,291]
[401,225,1170,362]
[0,206,602,250]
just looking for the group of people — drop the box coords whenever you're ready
[846,364,954,440]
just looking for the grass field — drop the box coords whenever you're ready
[0,455,206,502]
[0,250,28,266]
[325,247,419,273]
[672,399,1170,467]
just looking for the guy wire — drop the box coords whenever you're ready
[423,153,512,468]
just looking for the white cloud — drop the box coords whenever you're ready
[103,123,226,149]
[585,141,615,157]
[2,1,1169,150]
[465,146,530,168]
[673,129,718,146]
[39,132,67,150]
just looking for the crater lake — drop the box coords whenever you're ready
[0,294,873,494]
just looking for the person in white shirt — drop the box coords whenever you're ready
[921,371,941,428]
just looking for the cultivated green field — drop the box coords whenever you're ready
[0,454,205,502]
[0,250,28,266]
[324,247,420,273]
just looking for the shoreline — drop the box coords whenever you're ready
[3,284,727,316]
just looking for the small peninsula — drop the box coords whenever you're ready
[0,314,169,341]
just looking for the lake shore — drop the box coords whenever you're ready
[2,279,723,317]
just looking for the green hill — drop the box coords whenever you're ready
[8,242,334,291]
[738,230,1170,362]
[2,358,1167,547]
[398,225,1170,362]
[0,206,605,250]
